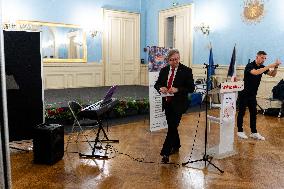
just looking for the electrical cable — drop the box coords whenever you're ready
[90,103,203,167]
[67,103,203,168]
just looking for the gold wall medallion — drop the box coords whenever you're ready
[242,0,265,24]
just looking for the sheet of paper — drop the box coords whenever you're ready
[160,93,174,97]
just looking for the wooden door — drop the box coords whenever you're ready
[103,9,140,86]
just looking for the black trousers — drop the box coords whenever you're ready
[237,93,257,133]
[160,102,183,156]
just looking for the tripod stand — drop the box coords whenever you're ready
[182,63,224,173]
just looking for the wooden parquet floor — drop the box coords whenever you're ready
[10,110,284,189]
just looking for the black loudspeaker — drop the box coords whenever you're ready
[33,124,64,165]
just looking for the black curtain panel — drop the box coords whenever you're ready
[4,31,43,141]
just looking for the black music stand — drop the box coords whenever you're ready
[182,63,224,173]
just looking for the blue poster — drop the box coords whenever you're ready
[147,46,170,72]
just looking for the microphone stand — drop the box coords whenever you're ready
[182,63,224,173]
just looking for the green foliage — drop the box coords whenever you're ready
[45,98,150,121]
[113,100,128,116]
[113,98,149,116]
[136,98,149,111]
[126,98,139,111]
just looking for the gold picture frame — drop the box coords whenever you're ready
[16,20,87,63]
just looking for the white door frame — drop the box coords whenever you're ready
[103,9,140,86]
[159,4,194,68]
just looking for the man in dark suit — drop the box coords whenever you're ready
[154,49,195,163]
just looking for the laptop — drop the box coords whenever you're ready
[82,85,118,111]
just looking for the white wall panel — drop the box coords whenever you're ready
[43,63,103,89]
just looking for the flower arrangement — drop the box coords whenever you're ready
[45,103,73,122]
[45,98,150,123]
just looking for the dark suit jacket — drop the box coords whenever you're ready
[154,63,195,114]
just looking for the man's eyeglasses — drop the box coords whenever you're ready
[169,58,179,61]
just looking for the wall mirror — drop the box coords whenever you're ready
[16,20,87,63]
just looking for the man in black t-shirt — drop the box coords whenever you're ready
[237,51,281,140]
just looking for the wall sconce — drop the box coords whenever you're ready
[196,23,210,36]
[172,2,179,6]
[89,30,98,38]
[83,28,100,38]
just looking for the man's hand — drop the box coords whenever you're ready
[168,87,178,94]
[268,59,281,68]
[267,59,281,77]
[159,87,168,94]
[274,59,281,68]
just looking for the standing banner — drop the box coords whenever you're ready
[147,46,170,131]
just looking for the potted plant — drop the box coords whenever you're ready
[137,98,149,114]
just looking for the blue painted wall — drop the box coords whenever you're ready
[3,0,284,66]
[3,0,142,63]
[145,0,284,66]
[193,0,284,66]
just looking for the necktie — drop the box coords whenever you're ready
[166,67,175,102]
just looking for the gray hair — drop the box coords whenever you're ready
[165,49,180,61]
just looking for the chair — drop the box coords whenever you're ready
[65,101,98,152]
[263,97,283,118]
